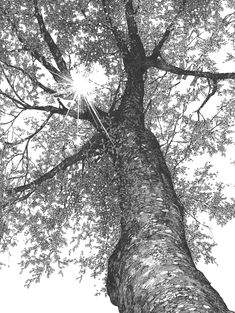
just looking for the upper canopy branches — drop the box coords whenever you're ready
[101,0,145,74]
[99,0,235,82]
[146,56,235,80]
[1,0,235,199]
[1,1,235,281]
[32,0,70,78]
[1,0,234,88]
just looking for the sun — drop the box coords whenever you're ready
[53,64,114,144]
[69,71,95,101]
[54,63,107,105]
[56,69,95,104]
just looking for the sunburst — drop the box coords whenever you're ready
[53,65,113,144]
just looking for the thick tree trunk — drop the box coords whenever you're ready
[106,78,232,312]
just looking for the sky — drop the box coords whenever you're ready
[0,218,234,312]
[1,88,235,311]
[1,13,235,313]
[0,146,235,312]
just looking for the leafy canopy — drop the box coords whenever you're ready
[0,0,235,287]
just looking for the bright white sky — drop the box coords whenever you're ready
[1,24,235,313]
[0,214,234,312]
[0,143,235,312]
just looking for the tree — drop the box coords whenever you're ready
[0,0,235,311]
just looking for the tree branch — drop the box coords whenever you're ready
[124,0,145,58]
[30,103,78,119]
[3,11,62,82]
[150,0,187,60]
[4,112,53,147]
[5,132,104,198]
[0,87,109,128]
[150,25,173,59]
[0,90,31,109]
[0,60,57,95]
[33,0,69,77]
[195,79,218,118]
[146,57,235,80]
[101,0,130,59]
[30,48,64,83]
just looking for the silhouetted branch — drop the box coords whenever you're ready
[0,60,57,94]
[124,0,145,58]
[5,112,53,147]
[195,79,218,118]
[0,90,31,109]
[3,11,62,82]
[146,57,235,80]
[5,133,104,200]
[151,25,173,59]
[101,0,129,58]
[33,0,69,77]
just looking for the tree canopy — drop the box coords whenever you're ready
[0,0,235,293]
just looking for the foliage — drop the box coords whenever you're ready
[0,0,235,286]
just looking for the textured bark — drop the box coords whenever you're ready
[106,74,232,312]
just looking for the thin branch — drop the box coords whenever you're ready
[195,79,218,118]
[0,88,109,130]
[30,50,63,82]
[0,110,24,130]
[146,57,235,80]
[0,60,57,94]
[109,79,123,113]
[151,25,173,59]
[0,90,31,109]
[27,103,78,119]
[143,99,152,114]
[3,10,62,82]
[5,112,53,147]
[101,0,130,58]
[1,67,27,104]
[33,0,69,76]
[6,132,105,197]
[150,0,188,59]
[171,121,199,176]
[124,0,145,58]
[164,114,181,157]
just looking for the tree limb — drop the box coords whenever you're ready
[0,89,109,127]
[150,25,173,59]
[4,112,53,147]
[0,90,31,109]
[30,49,64,83]
[33,0,70,77]
[0,60,57,95]
[150,0,187,59]
[146,57,235,80]
[195,79,218,118]
[5,132,104,197]
[3,11,62,82]
[101,0,130,59]
[124,0,145,58]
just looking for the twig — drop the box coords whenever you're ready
[4,112,53,147]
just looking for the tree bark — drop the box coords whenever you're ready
[106,76,232,313]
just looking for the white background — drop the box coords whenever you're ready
[0,219,234,312]
[0,149,235,312]
[1,29,235,313]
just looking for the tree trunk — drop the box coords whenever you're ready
[106,77,232,312]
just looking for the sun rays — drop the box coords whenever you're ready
[53,65,113,144]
